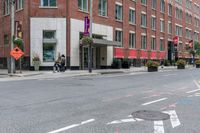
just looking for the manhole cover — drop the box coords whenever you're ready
[132,110,170,121]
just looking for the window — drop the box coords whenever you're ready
[168,3,172,16]
[115,4,122,20]
[3,0,10,15]
[179,43,183,51]
[43,31,56,62]
[185,29,192,39]
[151,37,156,50]
[160,39,165,51]
[175,25,182,37]
[115,30,122,45]
[175,7,182,20]
[195,17,199,27]
[41,0,57,7]
[141,0,147,5]
[160,19,165,32]
[98,0,107,16]
[129,9,136,24]
[78,0,88,12]
[194,32,199,41]
[152,0,157,9]
[141,13,147,27]
[4,35,9,45]
[141,35,147,49]
[129,32,136,48]
[186,0,192,9]
[160,0,165,13]
[16,0,24,10]
[168,22,172,34]
[151,17,156,30]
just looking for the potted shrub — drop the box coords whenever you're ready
[195,60,200,68]
[146,60,159,72]
[176,59,186,69]
[82,37,93,45]
[111,58,121,69]
[122,58,131,69]
[32,55,40,71]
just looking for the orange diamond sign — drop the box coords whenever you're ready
[10,47,24,60]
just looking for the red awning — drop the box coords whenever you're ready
[151,51,157,59]
[160,52,166,59]
[114,48,124,58]
[140,50,148,59]
[128,49,137,59]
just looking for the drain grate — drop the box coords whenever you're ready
[132,110,170,121]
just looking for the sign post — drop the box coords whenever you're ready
[10,47,24,73]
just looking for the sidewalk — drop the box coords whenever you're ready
[0,65,195,79]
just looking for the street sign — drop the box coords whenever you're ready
[10,46,24,60]
[189,40,193,48]
[173,36,178,44]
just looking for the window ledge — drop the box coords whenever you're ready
[129,22,136,26]
[39,6,58,9]
[16,8,24,12]
[141,26,147,29]
[78,10,89,14]
[98,15,108,19]
[152,29,156,31]
[3,14,10,17]
[115,19,123,23]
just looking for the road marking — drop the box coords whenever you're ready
[107,118,143,125]
[142,98,168,106]
[186,80,200,94]
[163,110,180,128]
[47,119,95,133]
[162,74,177,77]
[154,121,164,133]
[188,93,200,97]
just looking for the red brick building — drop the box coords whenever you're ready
[0,0,200,69]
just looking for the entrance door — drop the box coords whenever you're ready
[82,47,95,69]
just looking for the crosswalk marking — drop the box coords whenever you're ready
[154,121,164,133]
[107,110,180,132]
[163,110,181,128]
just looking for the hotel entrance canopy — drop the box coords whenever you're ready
[80,38,121,47]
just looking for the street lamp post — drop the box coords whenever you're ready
[9,0,16,74]
[88,0,93,73]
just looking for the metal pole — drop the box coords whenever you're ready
[89,0,93,73]
[10,0,15,74]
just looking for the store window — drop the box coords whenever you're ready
[78,0,88,12]
[43,31,56,62]
[41,0,57,7]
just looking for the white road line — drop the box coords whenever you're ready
[47,119,95,133]
[154,121,164,133]
[163,110,180,128]
[107,118,143,125]
[162,74,177,77]
[142,98,168,106]
[186,80,200,94]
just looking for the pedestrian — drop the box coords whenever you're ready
[161,60,164,69]
[54,56,61,72]
[60,54,66,72]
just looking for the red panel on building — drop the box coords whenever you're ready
[140,50,148,59]
[160,52,166,59]
[151,51,157,59]
[114,48,124,58]
[128,49,137,59]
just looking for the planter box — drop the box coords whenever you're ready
[148,67,158,72]
[33,61,40,71]
[177,65,185,69]
[196,64,200,68]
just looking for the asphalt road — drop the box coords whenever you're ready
[0,69,200,133]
